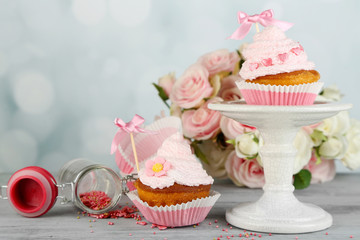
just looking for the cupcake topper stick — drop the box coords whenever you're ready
[227,9,294,40]
[255,23,260,33]
[111,115,157,172]
[129,132,139,172]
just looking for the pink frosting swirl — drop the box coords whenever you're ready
[239,26,315,80]
[139,133,214,189]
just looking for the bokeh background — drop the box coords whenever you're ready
[0,0,359,174]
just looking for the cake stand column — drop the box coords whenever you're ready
[259,124,298,194]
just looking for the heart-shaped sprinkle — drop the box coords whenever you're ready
[261,58,273,67]
[291,47,303,55]
[249,63,259,71]
[278,53,288,63]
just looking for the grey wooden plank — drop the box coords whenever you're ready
[0,173,359,240]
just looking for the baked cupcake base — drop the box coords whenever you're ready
[127,190,220,227]
[246,70,320,86]
[134,179,211,207]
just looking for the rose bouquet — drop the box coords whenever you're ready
[153,47,360,189]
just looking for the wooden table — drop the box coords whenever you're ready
[0,173,359,240]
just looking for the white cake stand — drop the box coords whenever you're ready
[208,100,352,234]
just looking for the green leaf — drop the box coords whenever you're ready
[314,147,322,165]
[226,139,236,146]
[239,59,245,70]
[253,136,259,144]
[152,83,170,108]
[246,154,258,160]
[311,129,327,143]
[191,141,209,165]
[293,169,312,190]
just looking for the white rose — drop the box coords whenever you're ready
[293,128,314,174]
[319,84,342,102]
[342,119,360,170]
[316,111,351,137]
[319,135,348,159]
[235,131,263,159]
[197,140,233,179]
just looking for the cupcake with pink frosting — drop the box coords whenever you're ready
[237,26,323,105]
[127,132,220,227]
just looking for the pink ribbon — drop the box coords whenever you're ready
[228,9,294,40]
[111,114,156,154]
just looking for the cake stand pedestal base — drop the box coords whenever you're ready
[226,195,332,233]
[209,101,352,234]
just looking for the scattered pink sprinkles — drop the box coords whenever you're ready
[80,191,112,210]
[88,205,137,219]
[136,221,147,226]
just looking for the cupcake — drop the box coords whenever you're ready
[237,26,323,105]
[127,132,220,227]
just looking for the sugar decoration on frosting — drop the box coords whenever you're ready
[248,44,304,72]
[145,157,171,177]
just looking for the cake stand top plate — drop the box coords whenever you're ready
[209,100,352,114]
[208,100,353,128]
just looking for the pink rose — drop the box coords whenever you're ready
[158,72,175,97]
[304,152,336,184]
[225,151,246,187]
[302,122,322,135]
[225,151,265,188]
[197,49,240,76]
[182,97,222,140]
[170,64,213,109]
[220,116,256,140]
[217,75,242,101]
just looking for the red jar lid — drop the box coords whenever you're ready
[7,166,58,217]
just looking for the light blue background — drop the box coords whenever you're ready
[0,0,359,174]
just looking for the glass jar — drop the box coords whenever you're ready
[0,159,137,217]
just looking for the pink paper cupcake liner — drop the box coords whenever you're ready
[236,81,324,105]
[127,190,220,227]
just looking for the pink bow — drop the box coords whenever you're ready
[228,9,294,40]
[111,114,156,154]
